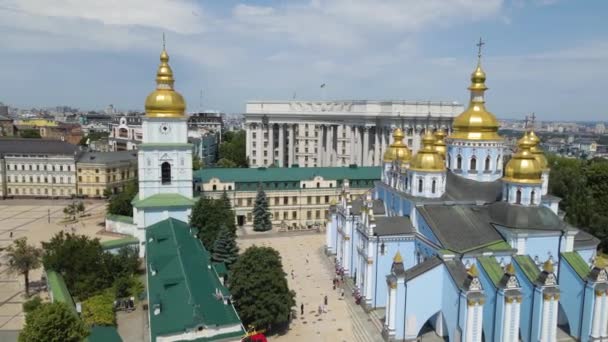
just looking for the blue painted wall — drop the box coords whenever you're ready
[402,265,444,340]
[373,238,415,308]
[558,258,585,338]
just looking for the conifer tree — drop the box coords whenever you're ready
[253,186,272,231]
[212,225,239,268]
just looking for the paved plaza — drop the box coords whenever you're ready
[239,233,384,342]
[0,199,113,338]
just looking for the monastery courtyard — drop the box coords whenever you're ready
[0,199,112,340]
[239,232,384,342]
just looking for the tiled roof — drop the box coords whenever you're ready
[374,216,414,236]
[195,166,381,183]
[0,138,79,155]
[132,193,195,209]
[561,252,590,280]
[146,218,244,340]
[77,151,137,164]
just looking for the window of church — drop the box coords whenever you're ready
[485,156,490,171]
[418,179,423,193]
[457,155,462,170]
[470,157,477,171]
[161,162,171,185]
[432,180,436,194]
[516,189,522,204]
[531,190,536,205]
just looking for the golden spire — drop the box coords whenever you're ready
[450,38,501,141]
[543,259,554,273]
[393,251,403,264]
[503,133,542,184]
[144,37,186,118]
[505,263,515,275]
[433,129,447,158]
[468,264,479,277]
[383,128,412,163]
[409,131,445,172]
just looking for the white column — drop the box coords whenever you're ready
[363,127,369,166]
[502,301,512,342]
[317,124,324,166]
[591,293,602,338]
[323,125,329,166]
[278,124,285,167]
[540,298,551,342]
[337,125,343,166]
[600,293,608,337]
[388,285,397,331]
[256,124,263,167]
[365,260,373,300]
[268,124,274,166]
[374,128,380,165]
[288,124,294,167]
[246,123,251,161]
[298,124,305,166]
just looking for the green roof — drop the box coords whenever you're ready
[212,262,228,277]
[105,214,134,224]
[87,326,122,342]
[132,193,195,209]
[514,255,540,283]
[478,257,504,287]
[194,166,381,184]
[485,241,513,251]
[101,236,139,250]
[146,218,244,341]
[46,270,76,314]
[562,252,590,279]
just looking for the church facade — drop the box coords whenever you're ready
[326,55,607,342]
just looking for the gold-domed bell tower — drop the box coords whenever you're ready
[406,131,446,198]
[527,130,551,195]
[382,128,412,188]
[136,43,194,229]
[502,134,542,206]
[447,39,504,183]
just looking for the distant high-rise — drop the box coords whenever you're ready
[244,100,463,168]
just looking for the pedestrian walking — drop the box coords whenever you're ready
[291,270,294,280]
[300,303,304,315]
[9,231,13,238]
[341,288,345,298]
[318,305,322,315]
[324,295,328,306]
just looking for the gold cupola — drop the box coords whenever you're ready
[144,48,186,118]
[450,58,501,141]
[503,134,542,184]
[528,130,549,171]
[409,131,446,172]
[433,129,447,158]
[383,128,412,163]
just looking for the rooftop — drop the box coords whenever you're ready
[77,151,137,165]
[132,193,195,209]
[146,218,244,340]
[0,138,79,155]
[195,166,381,184]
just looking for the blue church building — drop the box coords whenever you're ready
[326,54,607,342]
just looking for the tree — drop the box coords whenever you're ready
[190,193,236,251]
[19,302,89,342]
[193,155,203,170]
[212,225,239,268]
[6,238,42,297]
[219,191,237,234]
[107,180,138,216]
[82,290,115,326]
[216,158,237,168]
[229,246,295,331]
[253,187,272,232]
[76,202,85,217]
[217,130,247,167]
[19,129,41,139]
[23,296,42,313]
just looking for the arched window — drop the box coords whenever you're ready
[485,156,490,171]
[418,179,423,193]
[431,180,436,194]
[212,185,217,191]
[470,157,477,171]
[457,155,462,170]
[530,190,536,205]
[161,162,171,184]
[317,182,320,188]
[516,189,522,204]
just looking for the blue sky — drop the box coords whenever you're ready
[1,0,607,121]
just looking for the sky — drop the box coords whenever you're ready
[1,0,607,121]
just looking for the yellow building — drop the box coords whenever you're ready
[76,151,137,197]
[194,166,380,230]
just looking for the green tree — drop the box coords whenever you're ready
[190,193,236,251]
[217,130,247,167]
[19,302,89,342]
[253,187,271,232]
[216,158,237,168]
[82,290,116,326]
[219,191,237,234]
[107,180,138,216]
[229,246,295,331]
[212,225,239,268]
[76,202,85,217]
[193,155,203,170]
[22,296,42,313]
[19,129,41,139]
[6,238,42,297]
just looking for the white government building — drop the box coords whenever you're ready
[244,100,464,168]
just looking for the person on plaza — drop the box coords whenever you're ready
[341,288,345,298]
[301,303,304,315]
[9,231,13,238]
[318,304,322,315]
[324,295,328,306]
[291,270,294,280]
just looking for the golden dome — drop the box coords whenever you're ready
[393,251,403,263]
[144,48,186,118]
[450,62,502,141]
[409,132,446,172]
[528,131,549,171]
[383,128,412,163]
[433,129,447,158]
[503,134,542,184]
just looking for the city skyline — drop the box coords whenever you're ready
[1,0,607,120]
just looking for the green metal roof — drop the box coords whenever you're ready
[87,326,122,342]
[194,166,381,184]
[101,236,139,250]
[478,257,504,287]
[514,255,540,283]
[561,252,590,279]
[106,214,134,224]
[132,193,195,209]
[146,218,244,341]
[46,270,76,314]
